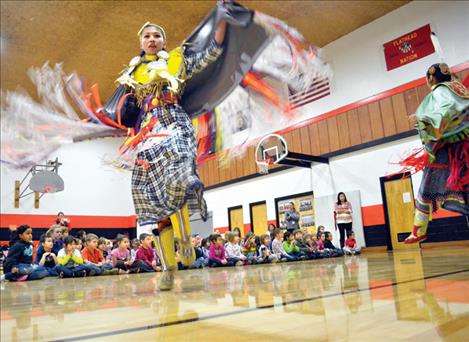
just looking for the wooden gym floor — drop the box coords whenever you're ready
[1,247,469,341]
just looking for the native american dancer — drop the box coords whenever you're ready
[1,2,330,290]
[401,63,469,244]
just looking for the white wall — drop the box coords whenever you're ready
[300,1,469,119]
[0,138,133,216]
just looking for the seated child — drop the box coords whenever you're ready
[57,236,96,278]
[271,229,296,262]
[283,231,304,260]
[316,232,331,258]
[191,235,205,269]
[343,231,361,255]
[201,237,211,266]
[82,234,117,275]
[98,237,113,261]
[130,238,140,260]
[35,225,63,259]
[304,234,322,259]
[257,234,278,264]
[4,225,48,281]
[111,236,146,273]
[324,232,344,257]
[242,232,258,264]
[225,232,246,266]
[35,234,58,276]
[208,234,229,267]
[135,233,161,272]
[294,230,316,260]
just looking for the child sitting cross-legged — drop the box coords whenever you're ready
[35,234,59,276]
[191,235,205,269]
[57,236,97,278]
[208,234,229,267]
[111,235,147,273]
[324,231,344,257]
[4,225,49,282]
[283,231,305,260]
[135,233,161,272]
[294,230,316,260]
[271,229,296,262]
[257,234,278,264]
[81,234,118,275]
[242,232,258,264]
[225,232,247,266]
[343,231,361,255]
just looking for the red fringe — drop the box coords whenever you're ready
[446,140,469,192]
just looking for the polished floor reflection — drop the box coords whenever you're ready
[1,248,469,341]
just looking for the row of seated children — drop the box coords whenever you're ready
[201,227,355,268]
[2,225,164,282]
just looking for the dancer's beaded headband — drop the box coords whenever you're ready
[137,22,166,41]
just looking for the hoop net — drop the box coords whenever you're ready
[256,157,273,174]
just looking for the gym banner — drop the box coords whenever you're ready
[383,24,435,71]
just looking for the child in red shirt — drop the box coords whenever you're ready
[82,234,117,275]
[136,233,161,272]
[343,231,361,255]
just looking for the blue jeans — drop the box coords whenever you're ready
[5,263,48,281]
[191,257,205,269]
[55,264,96,278]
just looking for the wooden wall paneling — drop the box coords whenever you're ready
[326,117,340,152]
[357,105,373,143]
[317,120,330,154]
[242,148,251,176]
[403,88,419,129]
[336,113,351,150]
[299,126,312,155]
[379,97,397,137]
[247,146,257,175]
[235,157,244,179]
[308,124,321,156]
[368,101,385,140]
[416,84,430,103]
[346,109,361,146]
[199,162,208,185]
[290,128,302,153]
[205,159,213,186]
[392,93,412,133]
[211,158,220,185]
[218,160,229,183]
[229,157,238,181]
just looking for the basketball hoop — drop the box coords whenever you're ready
[255,134,288,175]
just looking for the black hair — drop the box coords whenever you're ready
[317,232,325,239]
[201,237,210,247]
[139,233,151,241]
[337,192,347,205]
[10,225,32,245]
[325,231,332,239]
[115,235,128,246]
[63,236,77,247]
[426,63,452,84]
[57,212,64,216]
[40,234,53,243]
[210,234,221,243]
[273,229,283,238]
[347,231,355,238]
[284,231,292,241]
[75,230,87,239]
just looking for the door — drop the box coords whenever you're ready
[380,174,419,250]
[250,201,267,235]
[228,205,245,236]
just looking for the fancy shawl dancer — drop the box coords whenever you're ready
[400,63,469,244]
[1,1,330,290]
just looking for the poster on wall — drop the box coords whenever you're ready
[383,24,435,71]
[275,191,316,233]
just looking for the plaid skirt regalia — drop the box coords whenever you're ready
[132,104,207,225]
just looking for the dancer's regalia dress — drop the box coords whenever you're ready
[402,79,469,243]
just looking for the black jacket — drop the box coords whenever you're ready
[4,240,34,272]
[324,240,338,250]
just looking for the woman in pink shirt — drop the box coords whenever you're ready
[334,192,353,249]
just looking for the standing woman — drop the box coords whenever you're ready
[334,192,353,249]
[285,202,300,233]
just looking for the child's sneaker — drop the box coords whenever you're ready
[235,261,243,266]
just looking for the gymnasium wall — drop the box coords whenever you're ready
[1,1,468,244]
